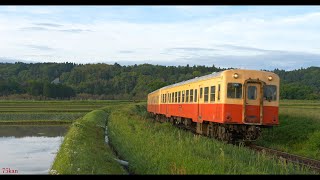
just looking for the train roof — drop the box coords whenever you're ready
[149,71,223,94]
[148,69,278,95]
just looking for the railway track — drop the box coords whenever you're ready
[247,144,320,173]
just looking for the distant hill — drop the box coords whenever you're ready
[0,62,319,100]
[274,66,320,100]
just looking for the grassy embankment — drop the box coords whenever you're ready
[50,109,127,174]
[105,104,317,174]
[256,100,320,160]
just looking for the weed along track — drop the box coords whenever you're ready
[106,105,311,174]
[151,113,320,174]
[247,144,320,173]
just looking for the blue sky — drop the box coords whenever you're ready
[0,6,320,70]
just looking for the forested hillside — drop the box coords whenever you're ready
[0,62,319,100]
[274,67,320,100]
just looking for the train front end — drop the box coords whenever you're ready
[222,69,280,126]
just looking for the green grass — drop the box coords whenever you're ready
[106,104,316,174]
[256,100,320,160]
[50,109,127,175]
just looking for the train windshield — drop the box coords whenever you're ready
[263,85,277,101]
[227,83,242,99]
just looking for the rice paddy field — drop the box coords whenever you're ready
[0,100,131,124]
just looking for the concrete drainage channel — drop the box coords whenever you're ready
[104,125,131,174]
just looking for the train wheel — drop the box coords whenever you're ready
[170,117,174,124]
[217,125,233,143]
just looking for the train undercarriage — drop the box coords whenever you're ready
[150,113,261,144]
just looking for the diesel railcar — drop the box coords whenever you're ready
[147,69,280,142]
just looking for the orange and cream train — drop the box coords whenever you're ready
[147,69,280,142]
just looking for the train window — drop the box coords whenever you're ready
[182,91,185,103]
[175,92,177,103]
[172,92,174,103]
[218,84,220,101]
[210,86,216,102]
[204,87,209,102]
[163,94,164,103]
[178,91,181,103]
[194,89,197,102]
[190,89,194,102]
[248,86,257,100]
[200,88,203,98]
[186,90,189,102]
[264,85,277,101]
[227,83,242,99]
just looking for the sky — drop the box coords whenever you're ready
[0,6,320,70]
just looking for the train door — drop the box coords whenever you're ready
[198,85,203,122]
[244,82,263,124]
[166,92,169,117]
[216,82,221,120]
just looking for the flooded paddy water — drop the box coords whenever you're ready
[0,125,69,174]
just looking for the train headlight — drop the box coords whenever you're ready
[233,73,239,79]
[268,76,273,81]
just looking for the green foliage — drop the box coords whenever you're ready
[27,80,44,96]
[43,82,76,98]
[274,67,320,100]
[0,62,319,100]
[147,79,168,92]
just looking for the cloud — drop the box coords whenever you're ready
[171,51,320,71]
[20,26,51,31]
[33,23,63,27]
[19,26,92,33]
[217,44,284,53]
[118,50,134,54]
[59,29,92,33]
[1,7,320,70]
[166,47,219,52]
[24,44,54,51]
[110,45,320,71]
[163,47,220,58]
